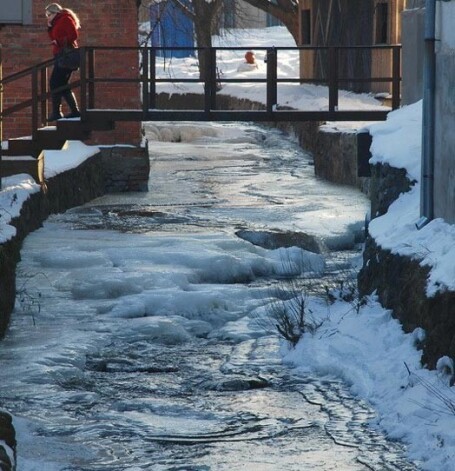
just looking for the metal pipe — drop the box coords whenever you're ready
[417,0,436,229]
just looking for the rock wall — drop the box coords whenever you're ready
[359,237,455,369]
[358,164,455,370]
[101,145,150,192]
[0,153,104,340]
[0,412,15,471]
[0,146,149,338]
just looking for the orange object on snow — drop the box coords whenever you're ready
[244,51,256,64]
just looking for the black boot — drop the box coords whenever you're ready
[63,91,81,119]
[47,95,63,122]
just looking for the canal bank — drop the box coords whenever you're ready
[0,120,420,470]
[0,95,453,470]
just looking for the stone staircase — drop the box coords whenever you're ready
[1,116,114,183]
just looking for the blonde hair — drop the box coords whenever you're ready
[45,3,81,29]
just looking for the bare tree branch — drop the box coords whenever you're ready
[239,0,300,44]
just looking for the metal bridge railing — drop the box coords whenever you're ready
[0,44,402,186]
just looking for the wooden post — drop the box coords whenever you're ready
[266,47,277,115]
[80,47,87,118]
[88,48,95,110]
[328,47,339,112]
[391,45,401,110]
[40,68,48,125]
[210,48,217,111]
[142,47,149,117]
[32,68,38,140]
[149,47,156,109]
[204,48,217,115]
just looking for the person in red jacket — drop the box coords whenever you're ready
[45,3,81,121]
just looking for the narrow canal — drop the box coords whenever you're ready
[0,122,419,470]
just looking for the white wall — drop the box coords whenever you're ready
[434,1,455,223]
[438,1,455,49]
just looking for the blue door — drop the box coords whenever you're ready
[150,1,194,58]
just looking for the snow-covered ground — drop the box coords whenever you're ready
[1,26,455,471]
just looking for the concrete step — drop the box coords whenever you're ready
[1,154,44,183]
[3,138,41,158]
[55,120,92,139]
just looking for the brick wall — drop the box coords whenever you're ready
[0,0,142,145]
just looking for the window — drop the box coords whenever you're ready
[301,9,311,45]
[375,2,389,44]
[0,0,32,25]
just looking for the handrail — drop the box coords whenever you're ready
[1,58,54,85]
[0,44,402,140]
[0,44,402,188]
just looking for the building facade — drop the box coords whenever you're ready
[298,0,405,94]
[0,0,141,145]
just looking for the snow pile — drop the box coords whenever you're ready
[284,295,455,471]
[44,140,100,178]
[0,175,40,243]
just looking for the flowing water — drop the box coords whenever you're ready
[0,122,419,470]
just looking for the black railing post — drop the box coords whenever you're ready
[210,48,217,111]
[40,67,47,125]
[204,48,217,114]
[80,47,87,119]
[0,45,3,189]
[31,68,39,139]
[266,47,277,115]
[328,47,339,112]
[391,45,401,110]
[88,47,95,110]
[149,47,156,109]
[142,47,149,117]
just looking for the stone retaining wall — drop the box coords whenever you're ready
[359,237,455,370]
[101,145,150,192]
[358,164,455,370]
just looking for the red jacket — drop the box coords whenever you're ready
[48,11,79,56]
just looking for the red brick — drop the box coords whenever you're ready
[1,0,141,145]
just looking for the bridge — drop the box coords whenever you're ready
[0,45,401,183]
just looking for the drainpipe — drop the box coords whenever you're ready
[416,0,436,229]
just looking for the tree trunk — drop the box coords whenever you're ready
[239,0,299,44]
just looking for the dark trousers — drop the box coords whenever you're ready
[49,63,73,102]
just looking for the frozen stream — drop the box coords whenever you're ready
[0,122,419,470]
